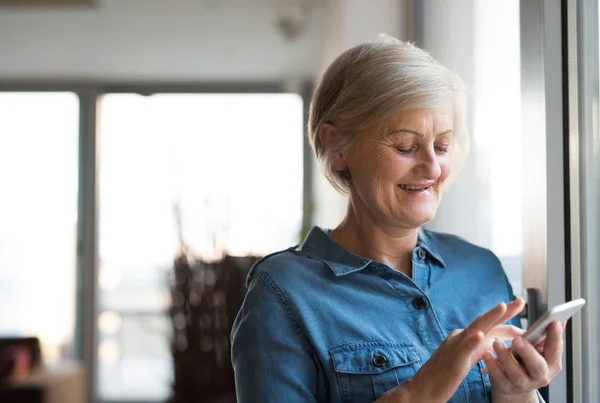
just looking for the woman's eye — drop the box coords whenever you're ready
[435,146,449,154]
[396,146,416,155]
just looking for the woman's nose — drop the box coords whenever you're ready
[418,150,442,179]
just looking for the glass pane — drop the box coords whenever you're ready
[97,93,303,400]
[472,1,523,296]
[0,92,79,363]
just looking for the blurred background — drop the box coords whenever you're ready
[0,0,598,403]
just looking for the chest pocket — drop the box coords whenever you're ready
[330,341,421,403]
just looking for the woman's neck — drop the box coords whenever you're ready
[328,202,419,277]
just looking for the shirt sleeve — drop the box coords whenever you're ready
[231,272,319,403]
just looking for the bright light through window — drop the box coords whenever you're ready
[97,93,304,400]
[0,92,79,363]
[473,1,522,258]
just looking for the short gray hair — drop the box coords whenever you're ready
[307,34,469,193]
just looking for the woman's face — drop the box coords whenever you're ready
[342,106,454,229]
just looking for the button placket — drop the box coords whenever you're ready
[411,252,429,292]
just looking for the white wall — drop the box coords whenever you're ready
[0,0,329,81]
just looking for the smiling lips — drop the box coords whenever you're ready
[398,183,434,194]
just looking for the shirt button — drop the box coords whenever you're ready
[412,296,427,310]
[417,248,427,260]
[372,353,387,367]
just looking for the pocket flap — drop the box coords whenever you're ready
[330,342,418,375]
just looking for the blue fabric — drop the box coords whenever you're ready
[231,226,529,403]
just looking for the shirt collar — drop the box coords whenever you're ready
[300,227,372,276]
[301,226,446,276]
[417,227,446,268]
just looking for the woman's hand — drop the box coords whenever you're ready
[484,320,564,402]
[376,298,525,403]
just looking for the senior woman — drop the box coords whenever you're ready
[231,36,564,403]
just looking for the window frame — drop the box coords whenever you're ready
[566,0,600,402]
[520,0,572,401]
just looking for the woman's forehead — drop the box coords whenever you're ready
[389,106,453,123]
[377,107,454,135]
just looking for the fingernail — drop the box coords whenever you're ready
[514,338,524,349]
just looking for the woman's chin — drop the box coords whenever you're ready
[398,208,437,228]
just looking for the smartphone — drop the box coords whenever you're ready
[518,298,586,348]
[481,299,586,374]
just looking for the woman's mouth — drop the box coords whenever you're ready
[398,183,434,195]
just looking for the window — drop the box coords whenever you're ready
[0,92,79,363]
[472,0,522,295]
[96,92,304,400]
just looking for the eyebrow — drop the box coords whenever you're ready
[388,129,453,138]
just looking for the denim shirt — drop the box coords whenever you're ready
[231,226,544,403]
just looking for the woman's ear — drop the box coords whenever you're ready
[318,123,347,172]
[317,123,337,149]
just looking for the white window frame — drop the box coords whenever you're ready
[520,0,570,401]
